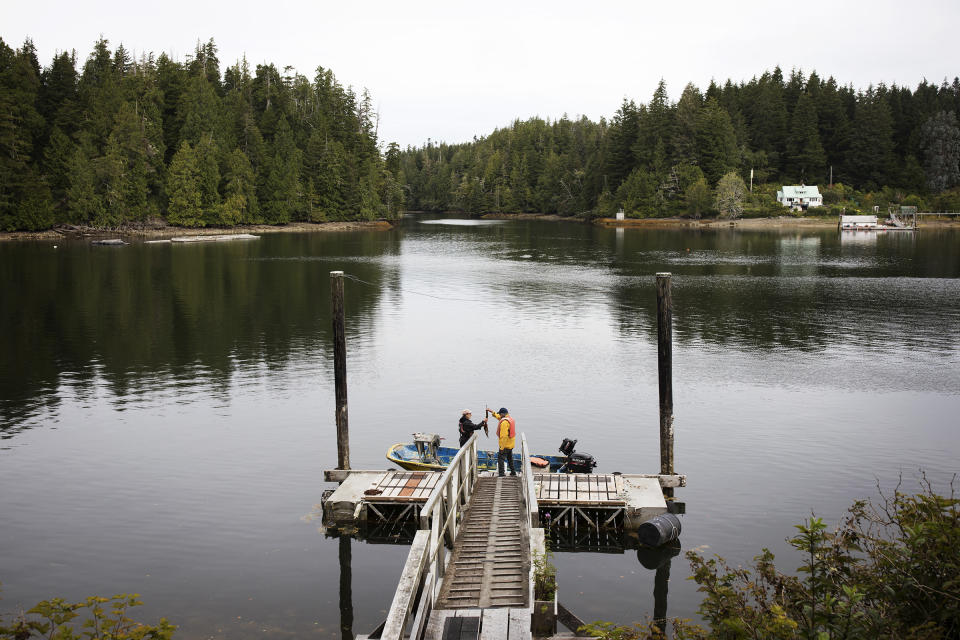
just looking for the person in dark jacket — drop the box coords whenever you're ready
[458,410,487,447]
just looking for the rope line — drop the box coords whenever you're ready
[341,273,480,303]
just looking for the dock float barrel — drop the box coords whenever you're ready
[637,513,682,547]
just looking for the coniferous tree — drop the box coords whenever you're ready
[673,83,702,167]
[66,144,103,223]
[919,111,960,192]
[696,98,738,184]
[787,92,827,183]
[259,116,302,223]
[166,140,203,227]
[847,87,896,189]
[605,99,641,190]
[221,147,257,224]
[0,38,52,230]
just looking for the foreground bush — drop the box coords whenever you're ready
[0,594,175,639]
[582,476,959,639]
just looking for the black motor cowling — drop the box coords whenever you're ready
[567,452,597,473]
[559,438,577,457]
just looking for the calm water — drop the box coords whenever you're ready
[1,217,959,637]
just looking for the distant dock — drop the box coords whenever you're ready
[143,233,259,244]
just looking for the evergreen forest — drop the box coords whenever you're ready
[3,35,960,231]
[0,37,404,231]
[399,70,960,219]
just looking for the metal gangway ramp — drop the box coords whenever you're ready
[370,432,539,640]
[434,475,529,609]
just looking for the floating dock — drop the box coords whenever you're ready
[144,233,260,244]
[322,469,683,534]
[343,435,685,640]
[324,271,687,639]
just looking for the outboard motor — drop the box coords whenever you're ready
[413,432,441,462]
[567,451,597,473]
[558,438,597,473]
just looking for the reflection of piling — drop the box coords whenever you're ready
[331,271,350,470]
[653,558,671,632]
[338,535,354,640]
[637,543,679,635]
[656,273,674,498]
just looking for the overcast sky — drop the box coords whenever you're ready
[5,0,958,148]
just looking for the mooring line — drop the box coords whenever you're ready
[341,272,480,303]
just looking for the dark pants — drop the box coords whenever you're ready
[498,447,516,476]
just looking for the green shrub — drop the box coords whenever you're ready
[0,594,175,639]
[579,477,959,639]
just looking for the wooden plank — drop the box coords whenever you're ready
[621,473,686,488]
[459,615,480,639]
[324,469,389,483]
[507,607,531,639]
[479,608,509,640]
[425,610,458,640]
[442,617,463,639]
[536,498,626,507]
[400,472,427,497]
[414,474,434,499]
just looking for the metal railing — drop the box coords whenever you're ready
[519,433,539,527]
[380,432,480,640]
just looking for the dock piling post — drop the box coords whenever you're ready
[331,271,350,470]
[656,273,674,498]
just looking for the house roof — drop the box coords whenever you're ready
[780,185,821,199]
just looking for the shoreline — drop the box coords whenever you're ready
[484,212,958,229]
[0,220,394,242]
[593,215,839,228]
[4,214,956,241]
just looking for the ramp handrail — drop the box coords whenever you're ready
[519,433,539,527]
[381,432,480,640]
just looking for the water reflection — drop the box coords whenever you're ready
[637,544,681,633]
[2,217,959,636]
[4,221,959,437]
[839,230,878,246]
[339,536,353,640]
[0,233,397,433]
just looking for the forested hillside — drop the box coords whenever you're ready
[0,37,404,231]
[400,70,960,218]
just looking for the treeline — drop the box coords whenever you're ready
[400,69,960,218]
[0,37,404,232]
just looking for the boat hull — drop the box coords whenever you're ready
[386,443,568,473]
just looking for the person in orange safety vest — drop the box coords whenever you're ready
[487,407,516,477]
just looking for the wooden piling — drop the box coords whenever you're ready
[331,271,350,470]
[655,273,674,497]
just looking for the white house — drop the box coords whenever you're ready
[776,185,823,210]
